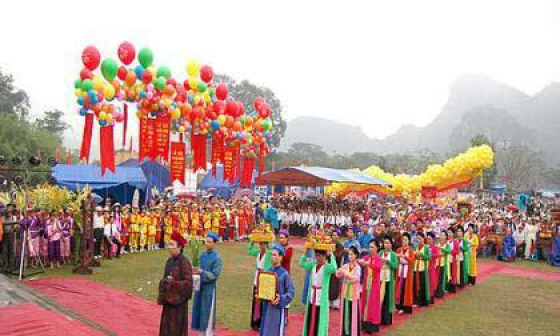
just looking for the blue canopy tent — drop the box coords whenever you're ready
[118,159,171,202]
[52,164,148,205]
[256,166,389,187]
[200,165,258,198]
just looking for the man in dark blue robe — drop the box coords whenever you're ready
[500,228,516,261]
[259,243,295,336]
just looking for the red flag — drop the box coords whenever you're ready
[191,134,207,172]
[139,117,157,161]
[240,156,255,188]
[122,104,128,148]
[211,135,225,178]
[79,113,94,164]
[170,141,186,184]
[155,113,171,162]
[100,125,115,176]
[223,146,236,183]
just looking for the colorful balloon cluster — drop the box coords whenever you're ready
[74,42,274,156]
[328,145,494,196]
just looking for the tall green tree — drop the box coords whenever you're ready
[0,67,30,119]
[34,109,70,141]
[214,74,287,148]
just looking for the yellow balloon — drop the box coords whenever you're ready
[99,111,107,120]
[194,95,201,105]
[186,60,201,77]
[178,125,186,133]
[103,85,115,100]
[75,89,84,98]
[106,113,113,122]
[188,78,198,91]
[217,115,226,125]
[171,109,180,120]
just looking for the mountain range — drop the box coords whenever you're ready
[280,74,560,166]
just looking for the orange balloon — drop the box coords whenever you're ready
[126,72,137,86]
[233,121,242,131]
[225,116,234,128]
[245,118,253,127]
[181,103,192,118]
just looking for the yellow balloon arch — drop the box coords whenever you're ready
[327,145,494,197]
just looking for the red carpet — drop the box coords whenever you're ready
[0,302,106,336]
[23,262,555,336]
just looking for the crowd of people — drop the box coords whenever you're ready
[1,192,560,336]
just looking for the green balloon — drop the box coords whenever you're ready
[154,76,166,91]
[82,79,93,91]
[262,120,272,131]
[197,82,207,93]
[74,79,83,89]
[157,66,171,79]
[209,87,215,97]
[101,58,118,81]
[138,48,154,68]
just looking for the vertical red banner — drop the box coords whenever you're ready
[258,143,266,178]
[155,114,171,162]
[191,134,207,172]
[100,125,115,176]
[211,136,225,178]
[223,146,236,183]
[240,156,255,188]
[235,146,241,180]
[79,113,93,164]
[139,118,157,161]
[122,104,128,148]
[170,141,186,184]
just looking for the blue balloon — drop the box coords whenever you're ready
[139,91,147,99]
[79,108,88,116]
[187,95,194,104]
[77,97,85,106]
[90,96,98,104]
[211,120,221,130]
[236,132,243,140]
[99,120,107,126]
[135,65,145,80]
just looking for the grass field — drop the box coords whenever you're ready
[33,242,560,333]
[388,275,560,336]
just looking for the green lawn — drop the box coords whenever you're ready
[388,275,560,336]
[32,243,560,333]
[479,257,560,272]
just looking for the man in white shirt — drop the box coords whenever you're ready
[104,215,121,259]
[93,206,105,259]
[513,225,525,257]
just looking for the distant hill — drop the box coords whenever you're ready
[279,116,380,154]
[280,74,560,166]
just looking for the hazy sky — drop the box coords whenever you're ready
[2,0,560,151]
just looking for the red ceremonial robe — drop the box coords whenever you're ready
[429,244,440,300]
[158,253,193,336]
[395,247,415,313]
[360,254,385,326]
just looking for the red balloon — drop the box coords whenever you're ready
[254,97,265,111]
[80,68,93,80]
[82,45,101,70]
[200,65,214,83]
[117,41,136,65]
[141,70,153,84]
[225,100,239,116]
[117,66,128,81]
[213,100,225,114]
[215,83,228,100]
[166,78,177,86]
[258,103,270,118]
[183,80,190,90]
[236,101,244,117]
